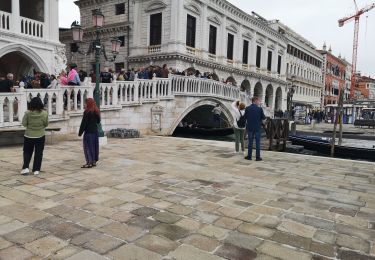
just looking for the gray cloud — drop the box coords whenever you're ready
[59,0,374,76]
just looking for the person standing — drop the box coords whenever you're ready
[78,98,101,168]
[21,97,49,175]
[67,64,81,86]
[231,101,246,154]
[244,97,266,161]
[212,104,222,128]
[0,73,15,92]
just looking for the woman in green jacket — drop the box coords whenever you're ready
[21,97,49,175]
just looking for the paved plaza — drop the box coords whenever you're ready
[0,137,374,260]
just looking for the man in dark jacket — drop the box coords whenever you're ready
[244,97,266,161]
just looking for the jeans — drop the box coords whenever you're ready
[22,136,45,171]
[247,130,261,159]
[234,127,245,152]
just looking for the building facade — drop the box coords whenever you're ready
[269,21,323,120]
[61,0,292,112]
[356,75,375,99]
[319,46,347,106]
[60,0,130,73]
[0,0,66,80]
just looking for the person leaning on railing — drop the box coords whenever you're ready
[0,73,15,92]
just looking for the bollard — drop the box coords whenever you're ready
[311,119,316,130]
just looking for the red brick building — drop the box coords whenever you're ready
[319,47,347,105]
[355,74,375,99]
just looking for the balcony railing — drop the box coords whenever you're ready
[186,46,196,56]
[148,45,161,54]
[208,53,216,62]
[20,17,44,38]
[0,11,10,31]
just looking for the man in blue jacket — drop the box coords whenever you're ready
[244,97,266,161]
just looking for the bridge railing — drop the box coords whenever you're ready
[0,75,251,128]
[171,75,245,102]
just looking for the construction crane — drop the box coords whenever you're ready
[338,0,375,99]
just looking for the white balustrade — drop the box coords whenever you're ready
[148,45,161,54]
[1,77,251,129]
[0,11,11,31]
[20,17,44,38]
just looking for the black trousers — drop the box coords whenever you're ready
[23,136,45,172]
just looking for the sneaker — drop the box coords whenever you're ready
[33,171,40,175]
[20,168,30,175]
[244,156,252,160]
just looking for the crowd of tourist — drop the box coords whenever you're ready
[0,62,237,94]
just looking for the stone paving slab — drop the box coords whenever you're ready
[0,137,375,259]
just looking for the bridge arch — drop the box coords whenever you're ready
[168,98,234,135]
[0,43,49,80]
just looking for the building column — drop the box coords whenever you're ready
[272,45,278,74]
[261,39,268,70]
[219,16,227,62]
[44,0,50,39]
[11,0,20,33]
[200,4,208,57]
[250,32,257,71]
[236,25,243,66]
[132,0,142,55]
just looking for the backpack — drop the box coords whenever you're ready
[237,110,246,128]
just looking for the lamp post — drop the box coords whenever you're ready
[287,76,296,121]
[71,9,122,137]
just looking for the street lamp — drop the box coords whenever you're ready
[70,9,121,137]
[287,75,296,121]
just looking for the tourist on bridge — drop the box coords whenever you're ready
[67,64,81,86]
[244,97,266,161]
[20,97,49,176]
[231,101,246,155]
[0,73,15,92]
[100,68,113,83]
[79,98,101,168]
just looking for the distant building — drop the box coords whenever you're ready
[269,21,324,121]
[318,45,347,106]
[0,0,66,80]
[61,0,292,112]
[356,74,375,99]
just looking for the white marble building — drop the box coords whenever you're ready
[269,21,324,117]
[61,0,290,112]
[0,0,66,80]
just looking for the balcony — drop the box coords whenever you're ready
[226,59,234,66]
[20,17,44,38]
[186,46,196,56]
[0,10,11,31]
[148,45,161,54]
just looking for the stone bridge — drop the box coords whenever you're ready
[0,75,286,137]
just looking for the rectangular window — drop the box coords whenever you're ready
[209,25,217,55]
[115,3,125,15]
[256,45,262,68]
[267,51,272,71]
[277,55,282,74]
[242,40,249,64]
[227,33,234,60]
[118,36,125,47]
[0,0,11,12]
[186,14,196,48]
[150,13,162,45]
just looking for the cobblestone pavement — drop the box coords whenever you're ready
[0,137,374,260]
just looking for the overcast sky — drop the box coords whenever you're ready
[59,0,374,76]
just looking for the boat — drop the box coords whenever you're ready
[173,127,234,136]
[289,135,375,161]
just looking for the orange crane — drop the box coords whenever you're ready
[338,0,375,99]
